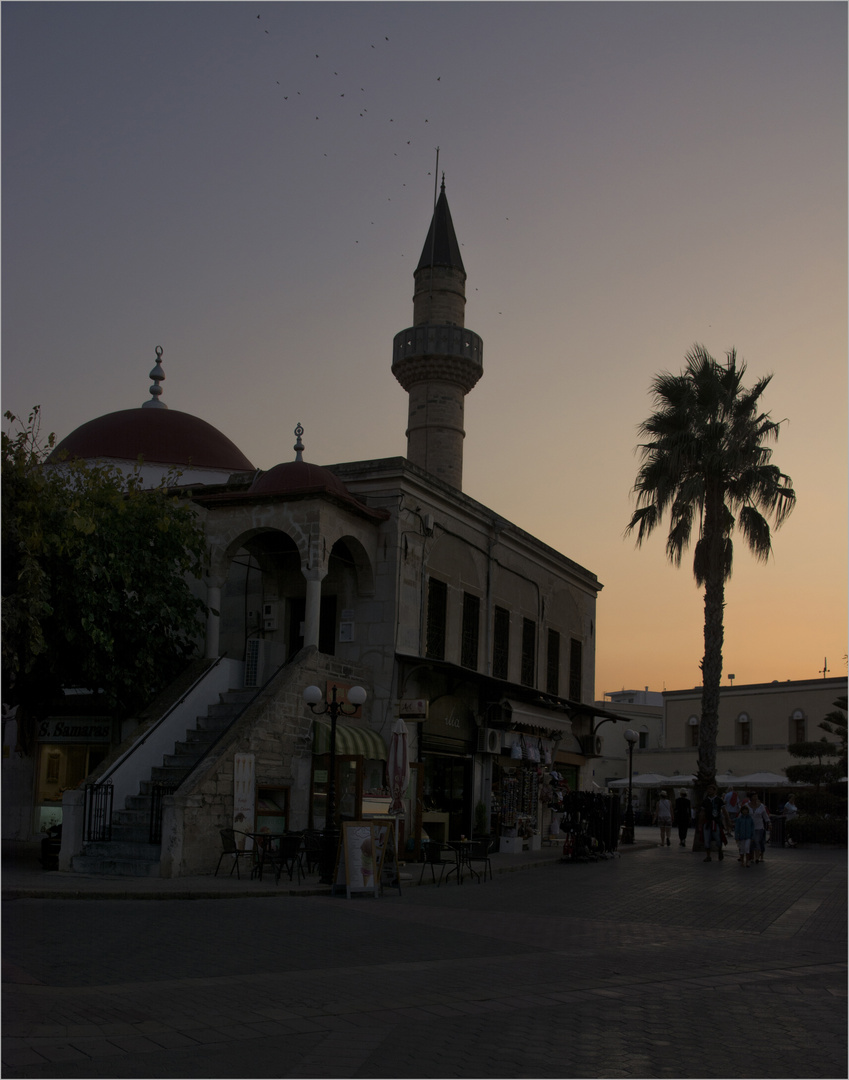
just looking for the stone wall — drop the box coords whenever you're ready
[160,647,372,877]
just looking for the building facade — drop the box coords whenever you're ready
[630,676,847,782]
[6,183,626,875]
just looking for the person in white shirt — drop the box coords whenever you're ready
[748,791,771,863]
[653,790,673,847]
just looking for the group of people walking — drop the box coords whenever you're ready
[652,785,799,864]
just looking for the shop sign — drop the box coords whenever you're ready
[396,699,428,719]
[37,717,112,743]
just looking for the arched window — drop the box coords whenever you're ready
[687,715,699,747]
[737,712,751,746]
[789,709,806,743]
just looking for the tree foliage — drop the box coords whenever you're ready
[2,408,209,735]
[786,696,848,790]
[626,346,796,790]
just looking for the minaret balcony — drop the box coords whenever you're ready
[392,325,483,368]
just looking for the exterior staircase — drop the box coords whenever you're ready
[72,687,254,877]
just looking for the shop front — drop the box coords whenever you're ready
[35,716,112,833]
[489,700,583,852]
[310,720,388,830]
[418,697,476,844]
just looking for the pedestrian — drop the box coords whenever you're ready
[783,793,799,847]
[674,789,692,847]
[734,804,754,867]
[748,791,771,863]
[652,789,673,847]
[701,783,732,862]
[723,786,740,822]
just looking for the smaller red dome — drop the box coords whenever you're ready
[250,460,353,500]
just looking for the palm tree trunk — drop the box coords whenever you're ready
[697,494,726,795]
[698,570,724,790]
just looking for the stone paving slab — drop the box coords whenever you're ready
[3,836,845,1078]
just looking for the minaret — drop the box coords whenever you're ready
[392,178,483,490]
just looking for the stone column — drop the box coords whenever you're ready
[303,567,328,649]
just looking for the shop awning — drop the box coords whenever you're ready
[504,700,573,735]
[312,721,387,759]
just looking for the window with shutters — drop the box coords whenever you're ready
[426,578,447,660]
[492,607,510,680]
[460,593,480,670]
[521,618,536,687]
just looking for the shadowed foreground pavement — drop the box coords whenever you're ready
[3,831,845,1079]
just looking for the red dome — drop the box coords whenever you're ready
[48,408,254,472]
[250,460,353,500]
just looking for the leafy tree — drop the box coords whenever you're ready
[626,346,796,791]
[818,695,847,776]
[2,408,209,746]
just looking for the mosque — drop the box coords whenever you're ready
[9,183,624,876]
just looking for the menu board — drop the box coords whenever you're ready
[333,821,402,898]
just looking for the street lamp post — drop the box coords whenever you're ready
[303,682,368,884]
[622,728,638,844]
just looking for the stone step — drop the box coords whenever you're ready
[204,703,243,721]
[150,765,192,783]
[82,839,161,859]
[221,689,255,705]
[71,854,161,877]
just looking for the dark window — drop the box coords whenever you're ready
[521,619,536,687]
[426,578,448,660]
[689,722,699,747]
[493,607,510,679]
[569,639,582,700]
[739,722,751,746]
[546,630,560,695]
[639,731,648,749]
[792,715,806,742]
[460,593,480,670]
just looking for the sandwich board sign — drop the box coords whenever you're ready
[333,821,402,898]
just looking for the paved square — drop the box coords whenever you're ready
[3,840,846,1078]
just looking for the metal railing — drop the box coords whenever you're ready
[148,780,180,843]
[84,780,114,842]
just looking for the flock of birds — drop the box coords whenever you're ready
[250,11,506,314]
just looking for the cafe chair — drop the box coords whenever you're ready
[214,829,254,879]
[418,841,457,887]
[465,838,493,883]
[301,830,323,874]
[269,834,304,885]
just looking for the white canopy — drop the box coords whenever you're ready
[734,771,813,789]
[607,773,674,789]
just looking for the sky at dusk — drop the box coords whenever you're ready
[3,2,847,699]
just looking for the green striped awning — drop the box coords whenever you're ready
[312,721,387,760]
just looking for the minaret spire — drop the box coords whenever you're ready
[392,181,483,490]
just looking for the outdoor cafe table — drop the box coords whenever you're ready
[246,833,303,883]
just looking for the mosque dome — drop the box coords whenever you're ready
[47,347,254,475]
[249,424,363,509]
[50,408,254,472]
[250,459,352,500]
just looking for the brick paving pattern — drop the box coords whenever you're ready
[3,840,845,1078]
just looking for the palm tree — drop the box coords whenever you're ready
[626,345,796,790]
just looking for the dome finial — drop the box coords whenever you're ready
[294,423,305,462]
[441,173,445,193]
[142,346,168,409]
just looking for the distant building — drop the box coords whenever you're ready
[632,676,847,784]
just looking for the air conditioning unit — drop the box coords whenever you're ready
[580,734,603,757]
[476,728,501,754]
[244,639,285,688]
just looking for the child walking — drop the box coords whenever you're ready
[734,804,754,867]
